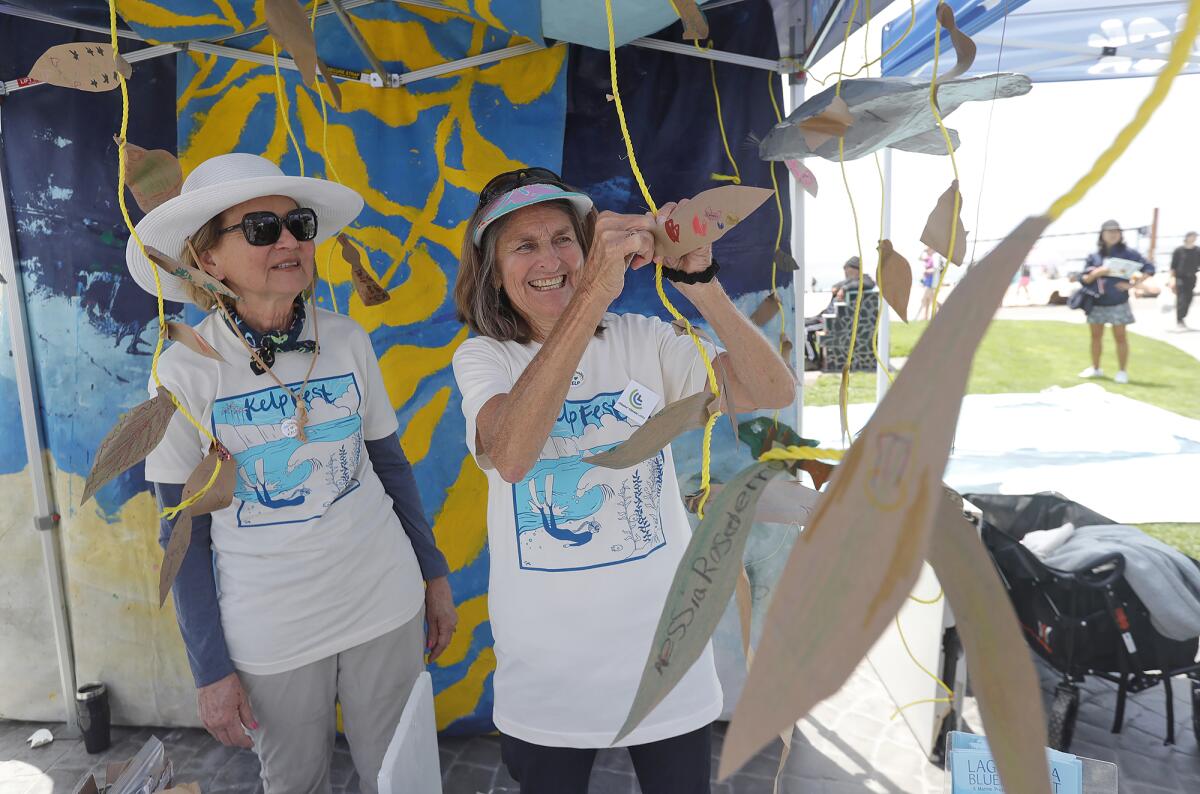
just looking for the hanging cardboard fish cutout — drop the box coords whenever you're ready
[877,240,913,322]
[27,42,131,93]
[265,0,320,89]
[166,323,225,362]
[147,247,240,301]
[116,138,183,213]
[650,186,774,259]
[337,234,391,305]
[718,216,1051,779]
[81,386,178,505]
[922,181,969,265]
[583,391,716,469]
[784,159,819,197]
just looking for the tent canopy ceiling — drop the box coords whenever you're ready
[2,0,896,68]
[881,0,1199,83]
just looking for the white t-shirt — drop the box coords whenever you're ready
[145,309,424,676]
[452,312,724,748]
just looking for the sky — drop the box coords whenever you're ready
[789,3,1200,289]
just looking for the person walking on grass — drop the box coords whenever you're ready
[1170,231,1199,330]
[1078,219,1154,384]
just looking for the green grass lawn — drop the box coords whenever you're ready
[1140,524,1200,559]
[806,320,1200,556]
[807,319,1200,419]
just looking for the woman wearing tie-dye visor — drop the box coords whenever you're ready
[451,167,795,792]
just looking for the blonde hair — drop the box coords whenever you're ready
[181,213,228,311]
[453,199,598,343]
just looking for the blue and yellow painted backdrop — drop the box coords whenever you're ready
[0,0,788,732]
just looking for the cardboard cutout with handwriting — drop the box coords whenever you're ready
[719,216,1051,778]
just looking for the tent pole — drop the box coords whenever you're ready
[0,106,78,732]
[876,147,892,401]
[789,74,806,436]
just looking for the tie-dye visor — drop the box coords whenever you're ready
[472,183,594,246]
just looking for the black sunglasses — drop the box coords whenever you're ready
[219,208,319,246]
[477,167,566,208]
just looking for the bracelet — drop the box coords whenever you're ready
[663,259,720,284]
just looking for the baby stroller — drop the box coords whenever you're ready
[963,491,1200,751]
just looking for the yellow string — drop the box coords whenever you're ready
[272,39,305,177]
[605,0,721,509]
[160,461,223,521]
[107,0,222,518]
[891,697,954,720]
[864,1,894,386]
[894,613,955,703]
[909,587,944,605]
[757,444,845,463]
[1047,0,1200,220]
[811,0,916,86]
[767,72,786,357]
[927,12,961,318]
[694,411,723,519]
[700,42,741,185]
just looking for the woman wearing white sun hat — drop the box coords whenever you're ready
[131,153,456,793]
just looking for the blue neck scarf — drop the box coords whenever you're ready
[229,297,318,375]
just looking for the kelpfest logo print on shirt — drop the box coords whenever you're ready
[212,374,365,527]
[512,390,667,572]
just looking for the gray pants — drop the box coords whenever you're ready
[241,609,426,794]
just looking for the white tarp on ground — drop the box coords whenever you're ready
[804,384,1200,524]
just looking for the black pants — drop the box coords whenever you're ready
[500,723,712,794]
[1179,278,1196,323]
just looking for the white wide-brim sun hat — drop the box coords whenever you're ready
[125,152,364,304]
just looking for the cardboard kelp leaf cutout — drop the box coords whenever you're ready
[147,247,240,301]
[877,240,913,322]
[337,234,391,306]
[182,447,237,517]
[797,95,853,151]
[27,42,131,93]
[773,248,799,273]
[749,293,782,326]
[921,181,969,265]
[265,0,319,88]
[935,3,977,85]
[675,0,709,40]
[159,509,192,607]
[719,216,1051,778]
[614,460,789,743]
[784,159,819,198]
[166,322,225,362]
[929,488,1052,794]
[81,386,178,506]
[650,186,775,260]
[583,392,716,470]
[317,60,343,110]
[117,139,183,213]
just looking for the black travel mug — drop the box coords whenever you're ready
[76,682,111,754]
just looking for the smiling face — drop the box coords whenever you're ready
[199,194,314,308]
[492,203,585,339]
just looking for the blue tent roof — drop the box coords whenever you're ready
[881,0,1198,83]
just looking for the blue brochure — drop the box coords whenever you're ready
[948,732,1082,794]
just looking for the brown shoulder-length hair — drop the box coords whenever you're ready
[454,198,598,343]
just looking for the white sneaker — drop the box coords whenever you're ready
[1115,371,1129,384]
[1078,367,1104,379]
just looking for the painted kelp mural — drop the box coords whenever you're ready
[1,0,789,733]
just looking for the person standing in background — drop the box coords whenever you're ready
[1078,220,1154,384]
[918,246,937,321]
[1170,231,1199,330]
